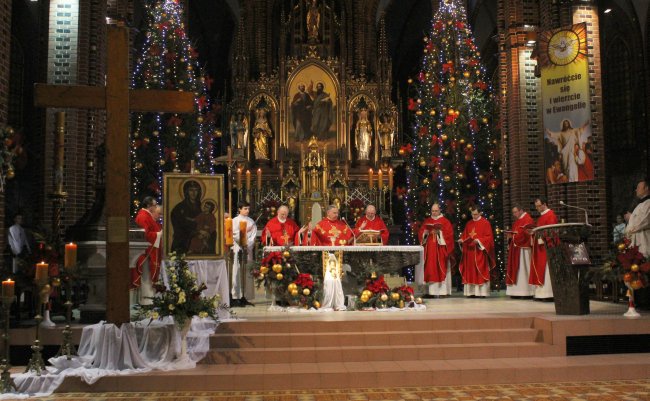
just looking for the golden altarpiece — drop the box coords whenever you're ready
[224,0,400,226]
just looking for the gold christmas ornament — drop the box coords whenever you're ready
[436,123,443,129]
[448,108,455,115]
[429,110,436,116]
[416,110,423,116]
[443,175,451,182]
[283,250,291,258]
[415,297,423,304]
[441,134,448,141]
[152,130,160,137]
[371,271,377,279]
[423,178,430,185]
[380,293,389,302]
[618,243,626,252]
[179,131,187,138]
[6,169,15,179]
[302,288,311,296]
[407,78,413,84]
[143,137,151,144]
[276,273,284,280]
[159,159,166,166]
[398,148,406,156]
[214,130,222,138]
[291,289,299,297]
[630,280,643,290]
[360,294,369,303]
[260,266,269,274]
[287,283,297,291]
[272,264,283,273]
[463,71,471,78]
[631,264,639,272]
[391,292,400,301]
[459,138,466,144]
[197,116,204,123]
[313,301,321,308]
[482,117,489,124]
[419,159,427,167]
[443,150,449,156]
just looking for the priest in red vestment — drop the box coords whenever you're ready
[131,197,163,304]
[261,205,308,246]
[458,206,495,297]
[530,197,558,299]
[312,205,354,246]
[506,205,534,297]
[353,205,389,245]
[418,203,455,296]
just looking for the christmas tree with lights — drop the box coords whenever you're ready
[130,0,219,213]
[402,0,503,279]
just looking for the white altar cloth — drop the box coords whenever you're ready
[161,259,231,319]
[1,317,217,399]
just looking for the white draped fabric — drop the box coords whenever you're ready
[1,317,217,399]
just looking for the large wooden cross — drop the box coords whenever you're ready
[34,24,194,325]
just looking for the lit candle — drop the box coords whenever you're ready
[65,242,77,270]
[368,168,374,190]
[2,279,14,299]
[388,168,394,190]
[236,168,242,189]
[245,170,251,191]
[36,261,49,283]
[257,168,262,191]
[239,220,248,246]
[224,217,233,246]
[378,169,383,189]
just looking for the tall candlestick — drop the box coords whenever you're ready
[54,112,65,194]
[388,168,394,190]
[236,168,242,189]
[64,243,77,270]
[257,168,262,191]
[224,217,233,246]
[2,279,14,299]
[35,262,49,284]
[368,168,374,190]
[245,170,251,191]
[377,169,383,189]
[239,220,248,246]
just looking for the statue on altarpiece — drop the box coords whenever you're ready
[355,108,373,161]
[306,0,320,43]
[253,106,273,160]
[378,113,396,158]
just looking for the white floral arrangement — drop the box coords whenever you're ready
[135,252,222,327]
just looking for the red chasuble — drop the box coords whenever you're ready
[418,216,454,283]
[132,208,162,289]
[459,217,495,285]
[312,218,354,246]
[353,216,389,244]
[506,212,534,285]
[261,217,301,246]
[530,209,558,285]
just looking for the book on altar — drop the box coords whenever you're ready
[425,223,443,230]
[356,229,382,246]
[459,236,473,243]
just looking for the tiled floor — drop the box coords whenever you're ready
[37,379,650,400]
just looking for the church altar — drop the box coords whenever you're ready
[264,245,424,286]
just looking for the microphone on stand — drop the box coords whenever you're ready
[341,217,357,245]
[559,201,590,226]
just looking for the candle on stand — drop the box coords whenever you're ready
[257,168,262,191]
[378,169,383,189]
[236,168,242,189]
[245,170,251,191]
[2,279,14,299]
[224,217,233,246]
[368,168,374,190]
[64,242,77,270]
[239,220,248,246]
[35,261,49,283]
[227,146,233,164]
[388,168,394,190]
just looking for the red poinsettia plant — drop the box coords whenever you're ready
[615,239,650,290]
[347,198,366,222]
[356,273,420,309]
[251,249,298,298]
[287,273,321,309]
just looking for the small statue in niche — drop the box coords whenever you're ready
[355,107,373,161]
[306,0,320,43]
[252,104,273,160]
[231,112,249,155]
[378,113,396,158]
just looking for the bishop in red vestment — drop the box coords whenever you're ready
[458,207,495,297]
[312,206,354,246]
[132,198,162,292]
[530,198,558,299]
[353,205,389,244]
[505,206,534,297]
[418,203,454,296]
[261,205,306,246]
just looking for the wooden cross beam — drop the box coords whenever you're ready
[34,24,195,325]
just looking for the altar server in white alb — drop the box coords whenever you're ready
[232,201,257,306]
[625,178,650,258]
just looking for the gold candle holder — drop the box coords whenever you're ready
[26,282,49,375]
[0,296,16,393]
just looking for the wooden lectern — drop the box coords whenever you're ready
[532,223,592,315]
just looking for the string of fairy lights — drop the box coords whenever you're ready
[130,0,217,216]
[402,0,504,282]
